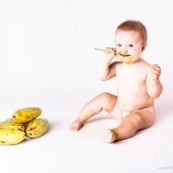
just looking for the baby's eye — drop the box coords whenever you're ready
[128,44,133,47]
[117,44,121,47]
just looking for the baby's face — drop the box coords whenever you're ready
[114,30,144,63]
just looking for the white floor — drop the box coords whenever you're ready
[0,91,173,173]
[0,1,173,172]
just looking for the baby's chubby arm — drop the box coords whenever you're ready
[147,64,163,98]
[96,47,116,80]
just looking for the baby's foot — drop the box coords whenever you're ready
[104,129,117,143]
[69,118,85,131]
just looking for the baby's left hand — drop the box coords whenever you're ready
[150,64,161,81]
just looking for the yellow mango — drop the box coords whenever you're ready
[12,107,42,124]
[0,129,25,145]
[4,118,14,123]
[26,118,49,138]
[0,122,25,131]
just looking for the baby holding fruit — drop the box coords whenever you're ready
[70,20,163,143]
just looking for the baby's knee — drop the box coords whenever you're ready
[99,92,115,101]
[125,113,144,128]
[100,92,110,98]
[97,92,110,103]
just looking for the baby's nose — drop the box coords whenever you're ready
[120,45,128,52]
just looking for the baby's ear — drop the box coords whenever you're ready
[142,43,147,52]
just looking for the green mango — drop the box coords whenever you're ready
[0,129,25,145]
[0,122,25,131]
[12,107,42,124]
[26,118,49,138]
[4,118,14,123]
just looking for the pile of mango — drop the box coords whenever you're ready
[0,107,49,145]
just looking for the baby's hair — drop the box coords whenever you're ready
[116,20,147,45]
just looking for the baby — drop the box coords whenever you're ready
[70,20,163,143]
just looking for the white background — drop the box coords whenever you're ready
[0,0,173,173]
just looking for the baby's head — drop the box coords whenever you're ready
[115,20,147,63]
[116,20,147,47]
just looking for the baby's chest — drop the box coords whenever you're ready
[116,68,146,86]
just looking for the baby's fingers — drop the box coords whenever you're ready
[152,64,161,73]
[151,64,161,80]
[153,64,161,74]
[104,47,116,54]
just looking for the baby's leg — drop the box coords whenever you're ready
[70,92,117,131]
[104,108,155,143]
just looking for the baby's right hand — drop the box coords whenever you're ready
[103,47,116,60]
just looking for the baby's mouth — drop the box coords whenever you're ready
[116,52,133,63]
[118,52,131,57]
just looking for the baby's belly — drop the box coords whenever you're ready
[117,95,154,112]
[110,103,133,122]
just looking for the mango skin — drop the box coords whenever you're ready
[0,118,13,125]
[11,107,42,124]
[0,129,25,145]
[26,118,49,138]
[0,122,25,131]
